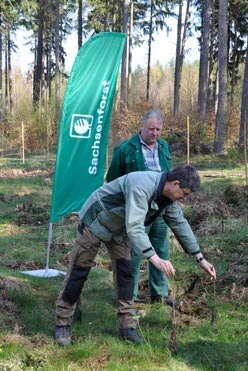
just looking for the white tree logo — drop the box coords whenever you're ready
[70,114,93,138]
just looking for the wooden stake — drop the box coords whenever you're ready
[169,278,178,355]
[244,110,248,186]
[187,116,190,164]
[1,133,3,158]
[47,118,51,158]
[21,121,25,164]
[211,280,217,326]
[170,307,178,355]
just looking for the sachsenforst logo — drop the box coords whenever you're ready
[70,114,94,138]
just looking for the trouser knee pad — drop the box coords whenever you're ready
[62,265,91,305]
[116,259,134,300]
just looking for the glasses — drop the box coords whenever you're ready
[182,188,191,197]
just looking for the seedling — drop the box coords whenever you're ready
[211,280,217,326]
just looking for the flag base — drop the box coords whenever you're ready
[20,268,66,278]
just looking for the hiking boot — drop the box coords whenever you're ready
[119,328,144,344]
[165,295,179,308]
[133,297,146,304]
[151,295,179,307]
[55,325,71,346]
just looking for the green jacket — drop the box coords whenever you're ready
[106,133,172,182]
[79,171,201,259]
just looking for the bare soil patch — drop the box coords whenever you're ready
[199,169,245,178]
[0,277,21,329]
[15,211,49,226]
[6,261,44,271]
[0,167,52,179]
[180,190,242,237]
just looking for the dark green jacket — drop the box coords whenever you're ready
[106,133,172,182]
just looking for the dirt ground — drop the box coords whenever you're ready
[0,277,21,329]
[0,167,52,179]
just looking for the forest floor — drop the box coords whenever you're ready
[0,153,247,370]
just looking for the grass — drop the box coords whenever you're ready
[0,154,247,370]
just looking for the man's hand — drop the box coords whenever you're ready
[149,254,175,277]
[199,259,216,280]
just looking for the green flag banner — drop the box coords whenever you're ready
[50,32,126,223]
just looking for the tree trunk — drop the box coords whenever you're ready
[207,0,216,109]
[7,32,13,116]
[179,0,190,75]
[239,38,248,147]
[173,0,190,116]
[4,36,8,112]
[127,0,133,107]
[0,17,3,123]
[214,0,228,154]
[173,0,182,117]
[230,24,237,108]
[33,0,44,105]
[198,0,211,124]
[78,0,82,49]
[46,51,51,101]
[55,0,60,126]
[146,0,153,102]
[111,0,117,32]
[103,0,108,31]
[120,0,129,113]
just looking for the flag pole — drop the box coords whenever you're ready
[21,33,126,278]
[20,222,66,278]
[45,222,53,272]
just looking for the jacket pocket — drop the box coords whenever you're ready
[88,218,112,242]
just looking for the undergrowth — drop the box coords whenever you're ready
[0,154,247,370]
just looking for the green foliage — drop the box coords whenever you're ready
[2,0,248,158]
[224,184,248,207]
[87,0,124,32]
[225,147,244,161]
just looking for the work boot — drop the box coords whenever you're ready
[55,325,71,346]
[133,295,146,304]
[151,295,179,307]
[119,328,144,344]
[165,295,179,308]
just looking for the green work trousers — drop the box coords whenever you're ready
[132,217,169,299]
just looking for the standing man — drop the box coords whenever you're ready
[107,109,174,305]
[55,165,216,346]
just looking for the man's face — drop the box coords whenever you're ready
[164,181,192,201]
[140,118,163,147]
